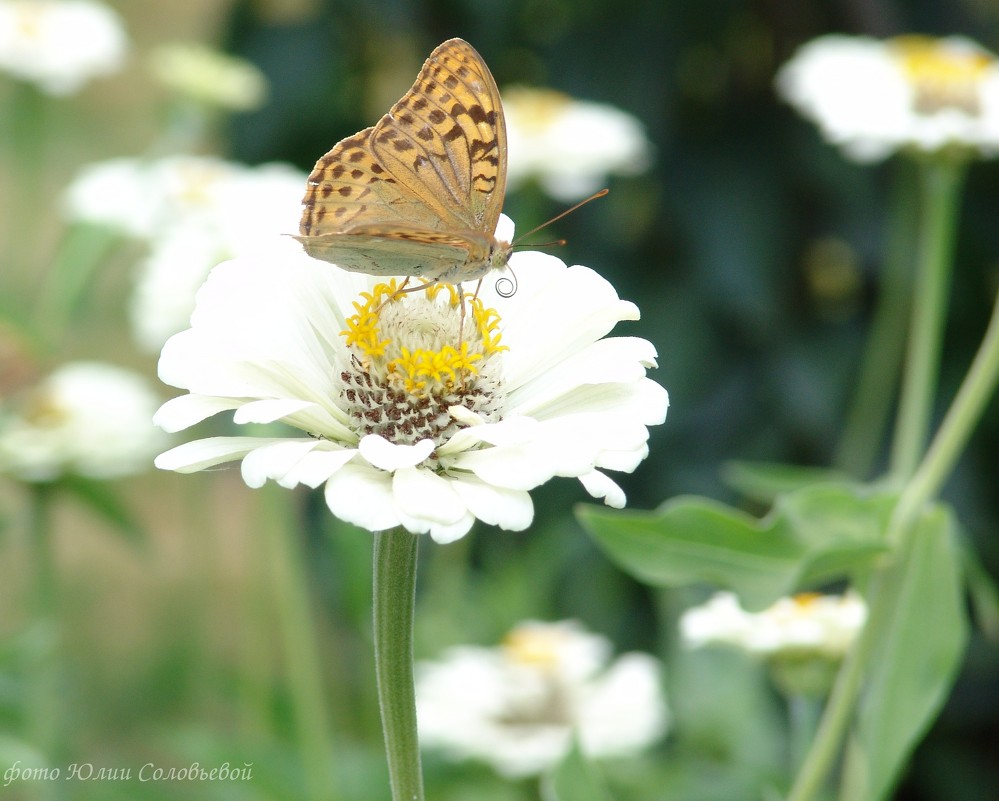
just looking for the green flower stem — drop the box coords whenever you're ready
[787,283,999,801]
[35,224,123,343]
[787,694,824,774]
[262,487,337,801]
[889,284,999,542]
[784,575,884,801]
[835,162,916,478]
[27,484,65,801]
[890,158,966,481]
[373,528,425,801]
[4,83,47,297]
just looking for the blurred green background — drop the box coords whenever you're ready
[1,1,998,799]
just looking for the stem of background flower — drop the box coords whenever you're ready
[27,484,65,801]
[34,224,123,344]
[889,158,966,482]
[373,528,425,801]
[261,486,338,801]
[5,83,47,298]
[888,285,999,543]
[784,576,883,801]
[788,694,823,775]
[834,162,916,478]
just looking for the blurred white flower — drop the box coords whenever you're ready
[62,155,305,242]
[0,0,127,95]
[0,362,167,482]
[153,222,668,543]
[416,620,668,777]
[681,591,867,659]
[503,87,653,201]
[62,156,308,350]
[776,34,999,162]
[149,41,267,111]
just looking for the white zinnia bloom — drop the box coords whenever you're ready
[62,156,308,350]
[503,87,653,201]
[416,620,668,777]
[0,0,127,95]
[153,219,668,543]
[0,362,167,482]
[681,591,867,659]
[776,34,999,162]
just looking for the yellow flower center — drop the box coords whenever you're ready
[504,87,573,133]
[502,626,568,670]
[892,35,994,116]
[338,281,507,447]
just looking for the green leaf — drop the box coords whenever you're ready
[721,461,854,505]
[542,743,613,801]
[578,484,890,610]
[840,505,968,801]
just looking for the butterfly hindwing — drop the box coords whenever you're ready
[296,225,487,280]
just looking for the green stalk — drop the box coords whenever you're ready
[834,162,916,478]
[372,528,425,801]
[889,284,999,542]
[784,601,876,801]
[27,483,65,801]
[34,224,123,344]
[5,82,47,298]
[890,159,966,481]
[262,487,337,801]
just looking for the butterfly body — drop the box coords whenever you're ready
[296,39,511,284]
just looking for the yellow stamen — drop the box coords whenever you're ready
[891,35,994,115]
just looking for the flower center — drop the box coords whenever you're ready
[891,35,994,116]
[505,87,572,132]
[502,626,570,670]
[338,281,507,448]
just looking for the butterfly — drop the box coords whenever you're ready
[295,38,511,289]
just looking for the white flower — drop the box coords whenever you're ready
[680,591,867,659]
[62,156,308,350]
[416,620,668,777]
[148,41,267,111]
[0,362,168,482]
[153,221,668,543]
[62,155,305,242]
[0,0,127,95]
[776,34,999,162]
[503,87,653,201]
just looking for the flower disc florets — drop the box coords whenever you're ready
[338,281,507,451]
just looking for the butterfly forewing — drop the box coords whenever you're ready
[370,39,507,233]
[296,38,509,283]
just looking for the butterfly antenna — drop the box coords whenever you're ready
[510,188,609,246]
[511,238,566,251]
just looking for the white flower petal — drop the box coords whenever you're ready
[232,397,319,425]
[153,394,241,432]
[324,462,400,531]
[450,474,534,531]
[392,467,473,543]
[280,446,357,489]
[239,439,322,488]
[578,469,627,508]
[359,435,435,471]
[155,436,286,473]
